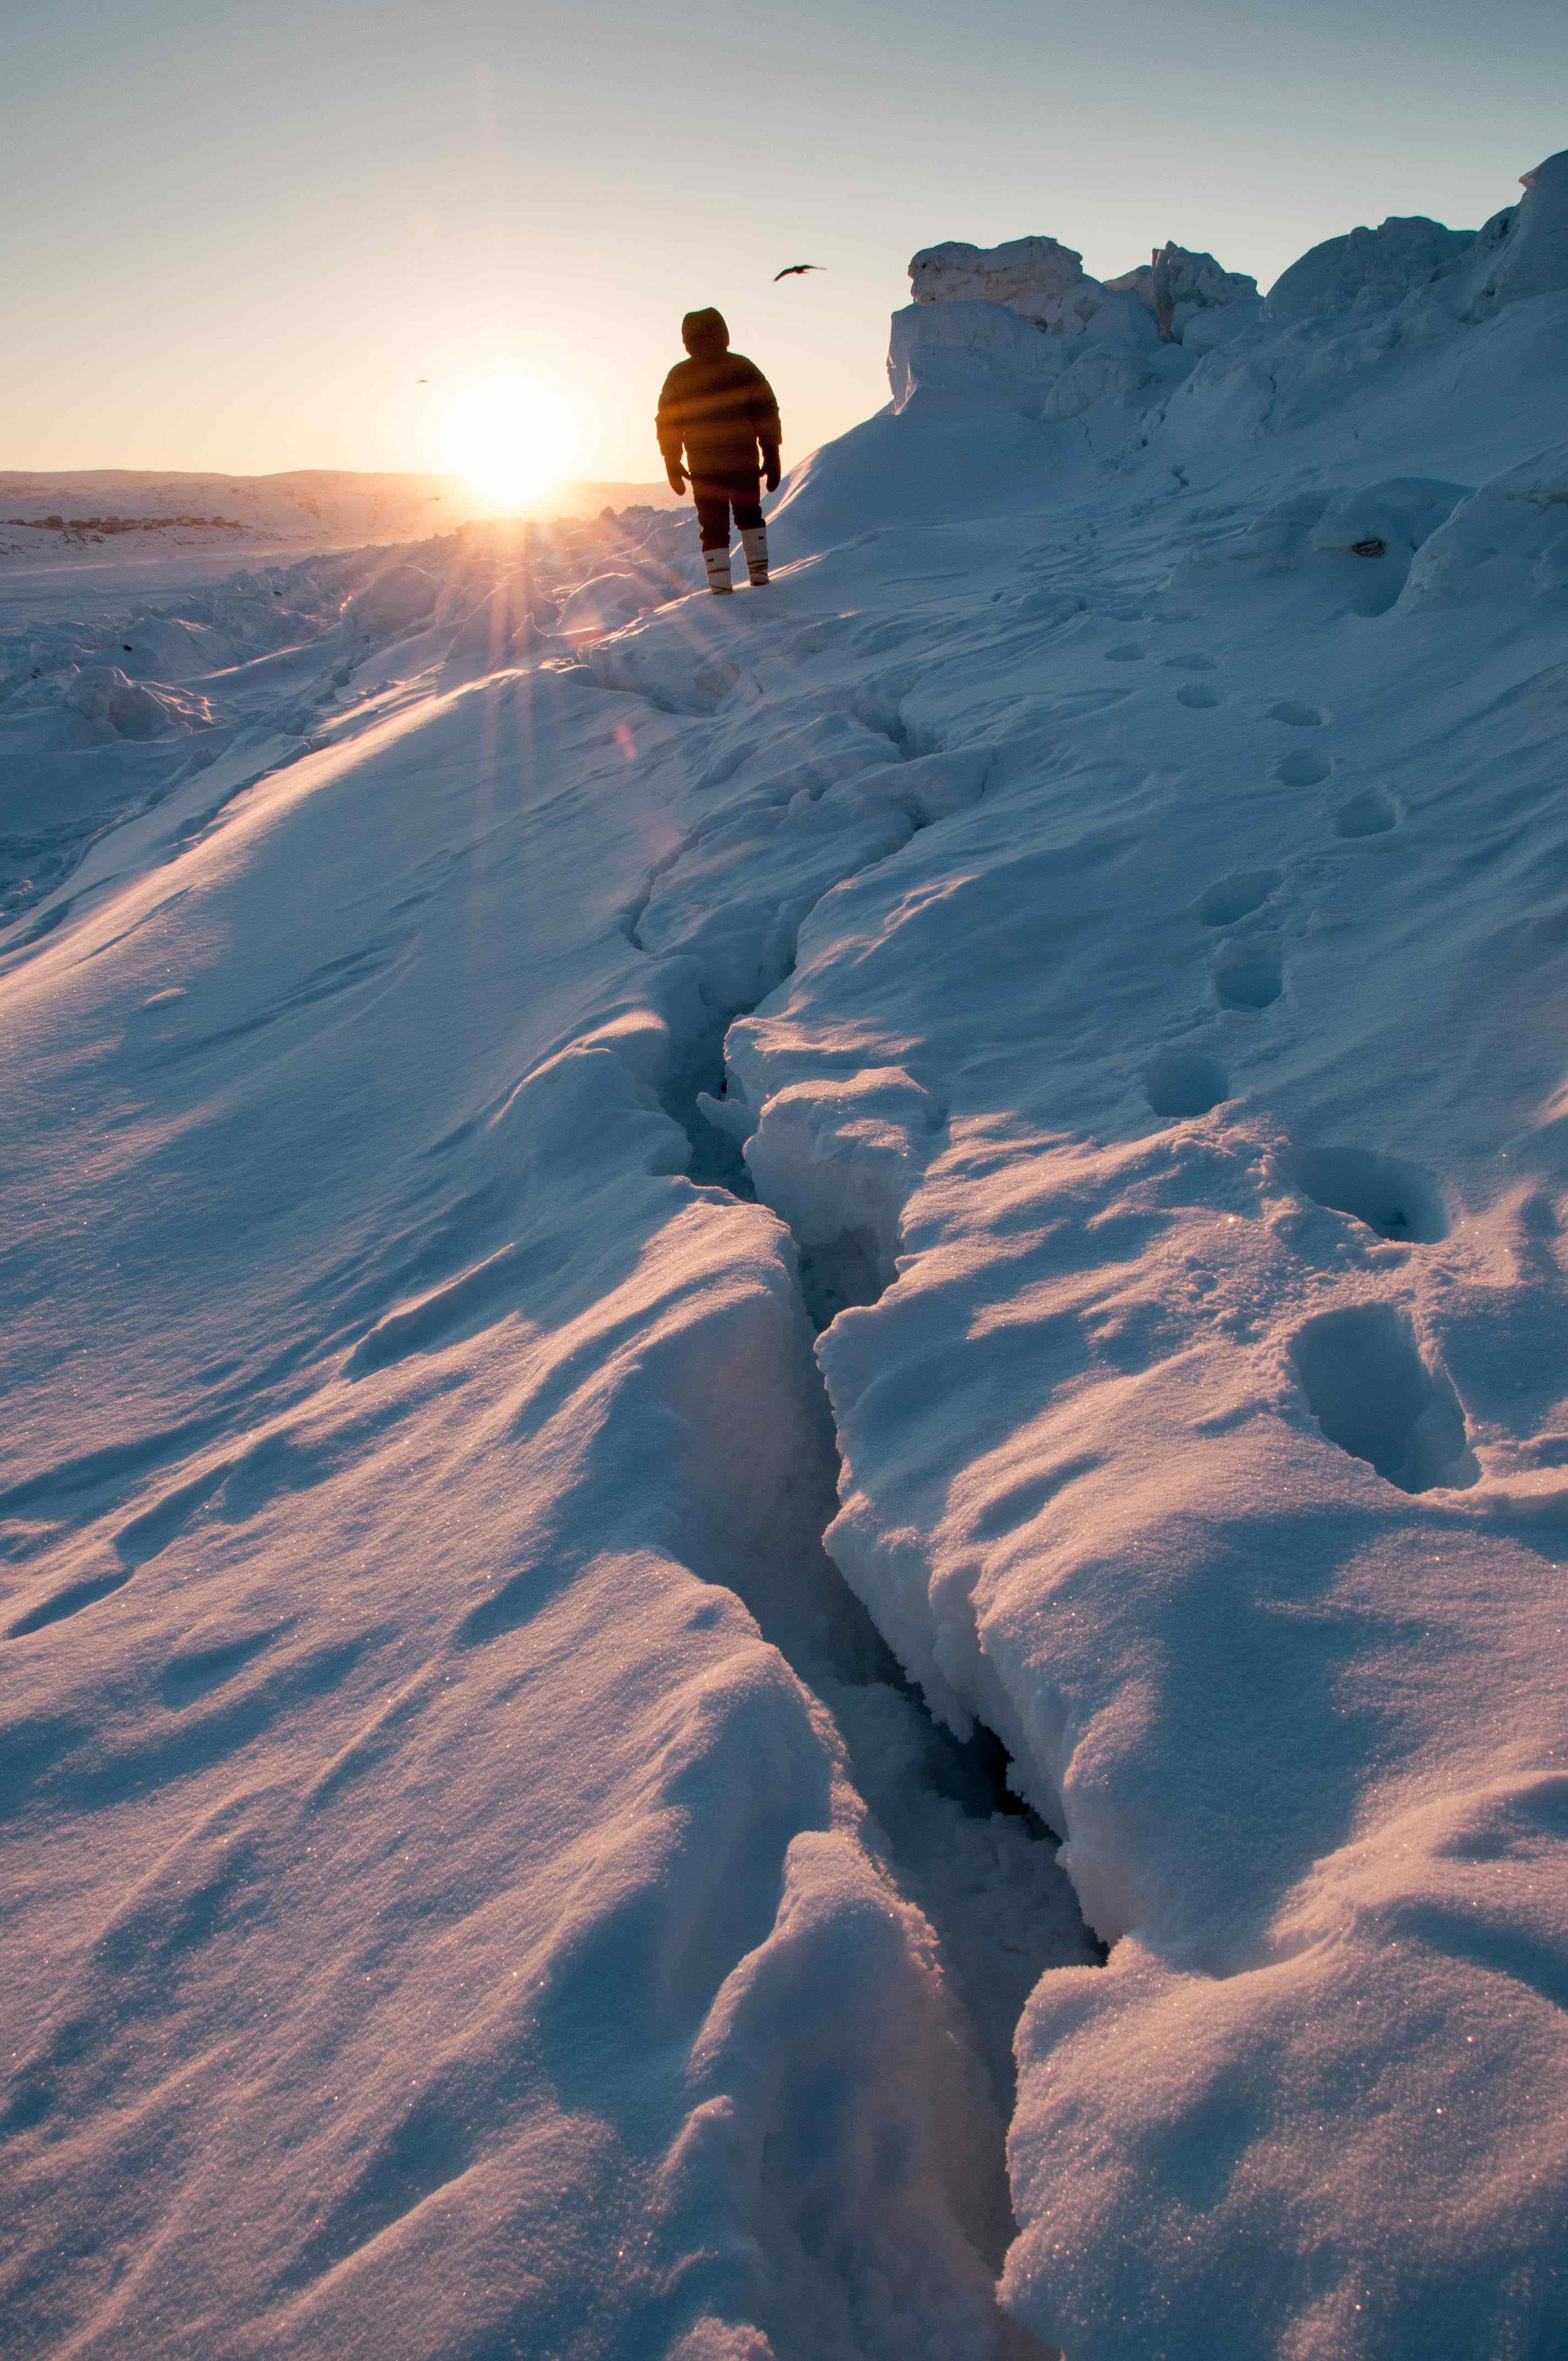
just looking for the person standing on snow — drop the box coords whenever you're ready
[657,309,781,594]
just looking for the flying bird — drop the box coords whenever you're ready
[773,263,822,281]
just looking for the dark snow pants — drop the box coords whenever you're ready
[692,472,764,549]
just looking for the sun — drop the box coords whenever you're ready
[441,376,580,512]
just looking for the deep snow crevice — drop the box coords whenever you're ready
[660,1012,758,1197]
[698,1195,1100,2110]
[795,1226,887,1331]
[617,698,991,1202]
[609,701,1101,2125]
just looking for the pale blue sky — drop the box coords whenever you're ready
[3,0,1563,479]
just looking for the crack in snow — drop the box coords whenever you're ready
[603,676,1104,2123]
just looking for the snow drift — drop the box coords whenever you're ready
[4,150,1568,2361]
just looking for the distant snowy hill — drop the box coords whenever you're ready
[3,152,1567,2361]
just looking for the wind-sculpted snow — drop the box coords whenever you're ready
[0,645,1069,2360]
[4,149,1568,2361]
[0,507,696,930]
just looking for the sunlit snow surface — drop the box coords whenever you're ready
[4,174,1568,2360]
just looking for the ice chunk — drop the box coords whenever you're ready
[887,299,1056,410]
[744,1068,943,1326]
[60,664,211,743]
[1105,245,1258,342]
[909,234,1090,325]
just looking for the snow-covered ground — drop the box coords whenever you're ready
[0,470,679,577]
[0,548,352,634]
[4,154,1567,2361]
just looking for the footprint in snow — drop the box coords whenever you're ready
[1164,653,1217,671]
[1278,1143,1446,1241]
[1333,787,1399,837]
[1194,868,1282,926]
[1274,747,1333,787]
[1142,1046,1230,1119]
[1210,933,1283,1009]
[1177,683,1224,708]
[1293,1303,1476,1494]
[1104,642,1147,662]
[1267,699,1326,726]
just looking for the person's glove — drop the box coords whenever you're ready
[763,450,781,494]
[665,462,688,496]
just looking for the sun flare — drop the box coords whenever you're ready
[441,376,580,512]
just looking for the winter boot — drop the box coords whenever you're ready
[740,524,770,586]
[704,543,734,595]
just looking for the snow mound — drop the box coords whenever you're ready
[442,573,548,664]
[1265,213,1476,318]
[1399,442,1568,608]
[1262,154,1568,330]
[557,568,672,639]
[8,663,213,749]
[341,562,438,636]
[1459,147,1568,315]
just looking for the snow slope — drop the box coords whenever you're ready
[4,151,1568,2361]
